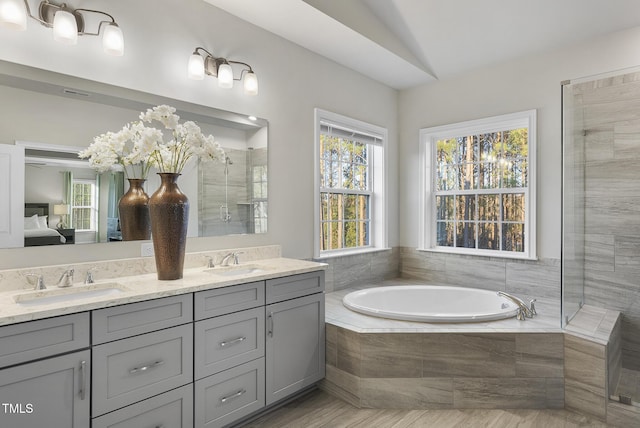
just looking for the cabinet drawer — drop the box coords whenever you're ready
[92,324,193,416]
[92,294,192,344]
[195,307,265,380]
[0,312,89,369]
[194,358,265,428]
[266,271,324,304]
[92,384,193,428]
[195,281,264,320]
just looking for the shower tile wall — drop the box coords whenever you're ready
[399,248,561,300]
[574,72,640,371]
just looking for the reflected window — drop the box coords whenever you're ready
[420,110,536,258]
[72,179,97,231]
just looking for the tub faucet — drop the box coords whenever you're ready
[57,267,75,288]
[497,291,535,320]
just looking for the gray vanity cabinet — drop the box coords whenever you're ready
[265,272,325,406]
[0,313,90,428]
[0,349,90,428]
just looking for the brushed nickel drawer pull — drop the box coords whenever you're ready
[79,360,87,400]
[220,389,246,403]
[129,360,164,374]
[267,312,274,337]
[219,336,246,347]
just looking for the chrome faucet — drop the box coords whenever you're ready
[57,267,75,288]
[497,291,536,320]
[26,273,46,290]
[221,251,244,266]
[84,269,95,284]
[204,255,215,268]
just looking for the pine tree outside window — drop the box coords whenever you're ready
[419,110,536,259]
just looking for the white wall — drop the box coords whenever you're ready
[0,0,398,268]
[399,26,640,259]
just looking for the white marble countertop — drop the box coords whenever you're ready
[0,257,327,327]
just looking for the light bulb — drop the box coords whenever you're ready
[243,70,258,95]
[52,10,78,45]
[0,0,27,30]
[187,53,205,80]
[102,23,124,56]
[217,63,233,89]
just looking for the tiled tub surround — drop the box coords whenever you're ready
[0,245,327,326]
[322,281,632,424]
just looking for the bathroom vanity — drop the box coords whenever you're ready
[0,256,325,428]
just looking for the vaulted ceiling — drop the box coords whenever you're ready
[205,0,640,89]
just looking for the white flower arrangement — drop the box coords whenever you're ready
[79,104,225,178]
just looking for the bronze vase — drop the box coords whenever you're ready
[118,179,151,241]
[149,173,189,280]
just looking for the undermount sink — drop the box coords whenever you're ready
[204,265,265,277]
[14,283,128,307]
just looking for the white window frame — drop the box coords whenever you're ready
[419,110,537,260]
[314,109,388,258]
[72,178,98,232]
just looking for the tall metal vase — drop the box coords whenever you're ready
[118,179,151,241]
[149,173,189,280]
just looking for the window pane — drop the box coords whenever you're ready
[479,132,501,162]
[504,128,528,158]
[354,164,367,190]
[478,194,500,221]
[343,194,356,220]
[455,136,478,164]
[344,221,357,248]
[437,221,454,247]
[502,223,525,252]
[459,163,477,190]
[456,222,476,248]
[342,161,353,189]
[321,222,331,251]
[478,222,499,250]
[502,193,525,222]
[357,195,369,221]
[456,195,476,221]
[358,220,369,246]
[436,195,454,220]
[331,221,342,249]
[436,165,458,191]
[330,194,340,220]
[502,158,528,188]
[320,193,329,221]
[479,162,499,189]
[437,138,456,165]
[354,141,367,165]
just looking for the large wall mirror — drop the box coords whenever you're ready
[0,60,268,249]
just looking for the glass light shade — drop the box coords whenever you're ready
[0,0,27,30]
[102,23,124,56]
[52,10,78,45]
[217,63,234,89]
[243,71,258,96]
[187,53,205,80]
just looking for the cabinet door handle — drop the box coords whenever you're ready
[220,389,246,403]
[267,311,274,337]
[79,360,87,400]
[129,360,164,374]
[219,336,246,347]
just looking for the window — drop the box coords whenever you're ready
[252,165,268,233]
[314,109,387,257]
[72,179,97,231]
[419,110,536,259]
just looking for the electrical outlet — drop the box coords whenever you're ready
[141,243,154,257]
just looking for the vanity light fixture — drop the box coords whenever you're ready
[0,0,124,56]
[188,46,258,96]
